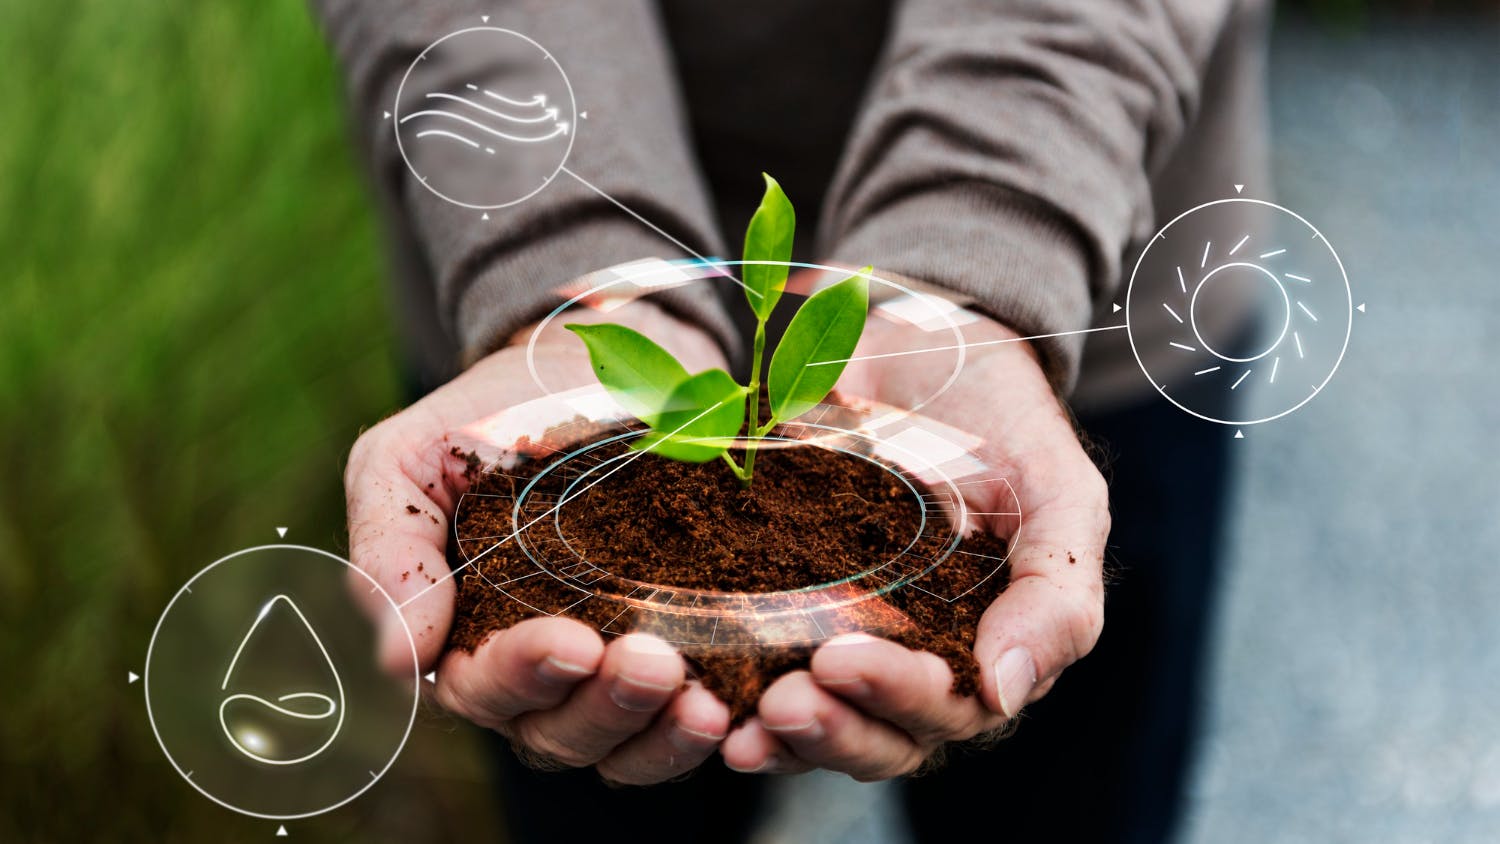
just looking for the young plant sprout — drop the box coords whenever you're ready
[567,174,869,486]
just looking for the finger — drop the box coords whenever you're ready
[973,444,1109,719]
[720,718,812,776]
[507,633,684,768]
[345,423,459,673]
[810,634,1000,745]
[433,617,604,729]
[595,681,730,785]
[758,671,925,781]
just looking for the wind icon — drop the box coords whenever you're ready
[401,82,570,156]
[218,595,345,766]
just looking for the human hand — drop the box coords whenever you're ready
[344,299,735,784]
[721,308,1109,779]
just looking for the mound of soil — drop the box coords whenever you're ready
[447,435,1009,722]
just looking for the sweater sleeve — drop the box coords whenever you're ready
[310,0,737,366]
[819,0,1246,393]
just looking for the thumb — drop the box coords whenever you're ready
[972,472,1109,719]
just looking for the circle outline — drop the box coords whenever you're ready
[143,543,420,821]
[392,26,577,210]
[1125,197,1353,426]
[515,430,951,610]
[1189,261,1290,363]
[523,260,970,419]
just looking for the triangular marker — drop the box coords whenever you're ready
[276,825,288,837]
[1111,303,1121,313]
[128,671,139,684]
[424,671,437,684]
[481,15,490,22]
[580,111,588,119]
[1233,430,1244,439]
[481,212,489,220]
[275,527,287,538]
[1357,303,1366,313]
[383,111,390,120]
[1234,184,1244,193]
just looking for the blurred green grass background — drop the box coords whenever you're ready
[0,0,496,839]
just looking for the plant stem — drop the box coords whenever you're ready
[740,319,768,486]
[719,451,749,481]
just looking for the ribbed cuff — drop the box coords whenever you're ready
[827,183,1095,395]
[454,218,740,366]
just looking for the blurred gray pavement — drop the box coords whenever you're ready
[1180,13,1500,844]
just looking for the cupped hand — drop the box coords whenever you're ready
[344,299,733,784]
[721,307,1110,780]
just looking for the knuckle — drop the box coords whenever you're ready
[592,757,636,786]
[513,721,596,769]
[1062,587,1105,659]
[434,680,495,730]
[433,680,461,714]
[1078,465,1110,509]
[345,426,384,487]
[816,725,878,772]
[850,749,922,783]
[595,752,675,787]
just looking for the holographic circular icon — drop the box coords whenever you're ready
[393,26,577,209]
[1125,197,1352,426]
[144,545,418,821]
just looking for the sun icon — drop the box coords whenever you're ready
[1126,197,1352,427]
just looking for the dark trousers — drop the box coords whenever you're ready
[486,388,1232,844]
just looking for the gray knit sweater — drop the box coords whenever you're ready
[313,0,1270,408]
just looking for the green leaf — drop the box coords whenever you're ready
[632,369,747,462]
[742,173,795,320]
[767,268,871,422]
[565,323,690,424]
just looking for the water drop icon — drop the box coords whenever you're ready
[218,595,345,765]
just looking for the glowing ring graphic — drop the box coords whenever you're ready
[144,544,419,821]
[1189,261,1290,363]
[523,260,970,419]
[393,27,577,210]
[1125,197,1353,426]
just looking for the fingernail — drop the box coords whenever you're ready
[994,647,1037,719]
[726,757,779,774]
[763,717,825,742]
[610,674,677,712]
[536,656,593,686]
[667,723,725,753]
[621,634,677,656]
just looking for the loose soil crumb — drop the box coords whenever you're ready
[448,436,1010,721]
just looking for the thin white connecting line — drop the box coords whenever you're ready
[806,324,1128,367]
[396,401,729,609]
[558,166,761,301]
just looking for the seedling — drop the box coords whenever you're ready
[567,174,869,486]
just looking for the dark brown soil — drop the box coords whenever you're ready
[447,434,1010,722]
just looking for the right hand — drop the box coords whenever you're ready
[344,300,734,784]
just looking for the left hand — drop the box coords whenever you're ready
[720,304,1110,779]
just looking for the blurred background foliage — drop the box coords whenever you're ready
[1,0,1495,841]
[0,0,495,839]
